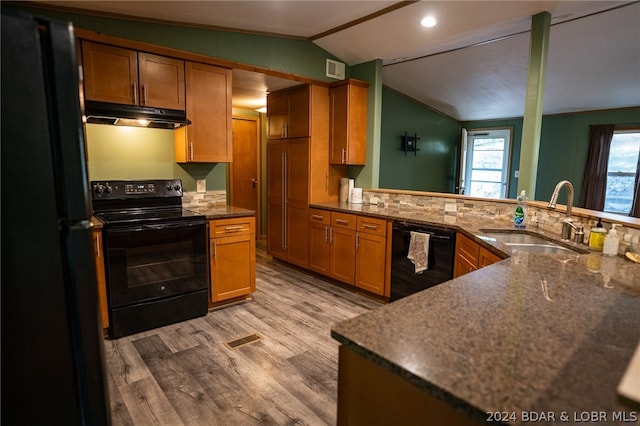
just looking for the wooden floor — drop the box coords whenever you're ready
[104,244,382,425]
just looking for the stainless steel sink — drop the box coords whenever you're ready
[479,229,585,254]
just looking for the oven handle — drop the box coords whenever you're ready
[105,220,206,233]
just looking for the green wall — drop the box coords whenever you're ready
[380,88,460,192]
[85,124,226,192]
[463,107,640,204]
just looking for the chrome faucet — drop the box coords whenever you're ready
[548,180,582,241]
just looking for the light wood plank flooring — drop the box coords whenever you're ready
[104,244,382,425]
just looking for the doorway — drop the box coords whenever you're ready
[230,116,261,235]
[459,127,512,198]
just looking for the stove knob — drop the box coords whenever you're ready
[174,184,181,191]
[104,185,112,194]
[94,184,104,194]
[166,184,174,191]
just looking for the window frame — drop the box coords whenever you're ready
[603,127,640,215]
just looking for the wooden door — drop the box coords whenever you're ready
[267,141,286,258]
[138,52,185,110]
[286,138,309,209]
[329,83,349,164]
[182,62,232,162]
[81,41,137,105]
[231,117,260,221]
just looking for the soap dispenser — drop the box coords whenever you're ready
[603,224,620,256]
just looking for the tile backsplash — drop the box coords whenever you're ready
[183,190,227,207]
[363,190,640,244]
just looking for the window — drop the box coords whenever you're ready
[460,128,511,198]
[604,130,640,214]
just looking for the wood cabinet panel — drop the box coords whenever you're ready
[82,41,137,105]
[175,62,231,163]
[308,208,331,275]
[92,229,109,329]
[454,233,503,278]
[82,41,185,110]
[209,217,256,303]
[355,231,387,295]
[287,206,309,268]
[329,79,368,165]
[137,52,185,110]
[331,226,357,285]
[267,85,310,139]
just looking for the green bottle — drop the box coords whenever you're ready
[514,190,527,229]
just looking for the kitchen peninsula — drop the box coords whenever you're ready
[319,196,640,425]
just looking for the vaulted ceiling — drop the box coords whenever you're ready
[34,1,640,121]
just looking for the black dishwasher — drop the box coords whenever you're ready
[390,221,456,301]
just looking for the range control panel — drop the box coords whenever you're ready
[91,179,183,200]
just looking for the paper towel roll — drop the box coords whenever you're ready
[339,178,350,203]
[348,179,354,203]
[350,187,363,204]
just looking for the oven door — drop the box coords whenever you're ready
[104,219,208,308]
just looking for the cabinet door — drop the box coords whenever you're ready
[177,62,231,162]
[138,52,185,110]
[331,227,356,285]
[267,91,288,139]
[92,229,109,329]
[330,80,367,165]
[287,138,310,208]
[479,247,503,268]
[287,206,309,268]
[355,232,387,295]
[287,85,310,138]
[309,210,331,275]
[454,233,479,278]
[82,41,137,105]
[210,234,254,302]
[267,141,286,258]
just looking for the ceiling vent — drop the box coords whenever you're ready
[326,59,345,80]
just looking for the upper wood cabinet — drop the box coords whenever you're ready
[267,85,311,139]
[175,62,232,162]
[329,79,369,165]
[81,41,185,110]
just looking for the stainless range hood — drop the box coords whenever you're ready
[84,101,191,129]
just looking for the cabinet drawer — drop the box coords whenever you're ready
[309,208,331,225]
[356,216,387,237]
[209,217,255,238]
[331,212,356,230]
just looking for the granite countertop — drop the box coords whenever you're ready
[317,202,640,423]
[186,205,255,220]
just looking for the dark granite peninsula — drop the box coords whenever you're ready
[316,198,640,425]
[331,237,639,425]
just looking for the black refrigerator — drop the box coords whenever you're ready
[1,8,110,425]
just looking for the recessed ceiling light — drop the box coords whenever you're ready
[421,15,437,28]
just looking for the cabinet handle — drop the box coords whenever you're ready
[341,148,346,164]
[362,223,378,230]
[282,151,287,250]
[132,83,137,104]
[141,84,147,106]
[329,226,333,243]
[356,233,360,250]
[224,225,243,232]
[335,219,349,225]
[312,214,324,220]
[213,240,217,259]
[325,225,328,242]
[190,142,194,162]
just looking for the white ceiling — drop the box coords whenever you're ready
[36,0,640,121]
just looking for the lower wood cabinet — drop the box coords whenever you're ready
[454,233,504,278]
[309,209,390,297]
[209,217,256,303]
[92,229,109,329]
